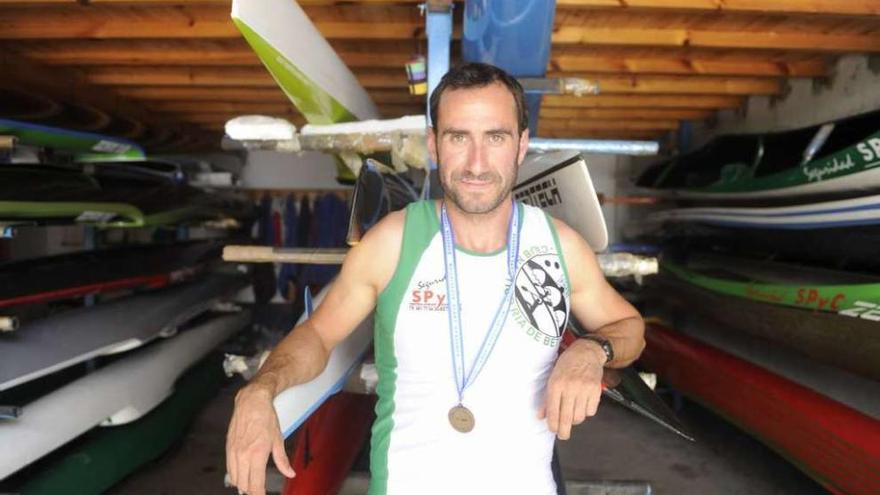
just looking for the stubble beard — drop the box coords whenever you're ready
[440,164,518,215]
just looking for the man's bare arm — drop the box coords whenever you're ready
[245,209,404,396]
[226,210,404,495]
[556,218,645,367]
[541,217,645,440]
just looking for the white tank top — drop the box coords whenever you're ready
[369,200,571,495]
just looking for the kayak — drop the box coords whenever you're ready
[637,108,880,203]
[641,323,880,495]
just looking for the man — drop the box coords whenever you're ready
[226,63,645,495]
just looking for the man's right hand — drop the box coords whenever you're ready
[226,384,296,495]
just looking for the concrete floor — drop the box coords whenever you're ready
[109,375,828,495]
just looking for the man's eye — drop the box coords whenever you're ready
[450,134,465,143]
[489,134,505,144]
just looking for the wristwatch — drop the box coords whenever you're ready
[579,334,614,364]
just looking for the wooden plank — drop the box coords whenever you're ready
[82,66,775,95]
[150,101,422,118]
[542,94,744,109]
[550,53,828,77]
[539,119,680,131]
[8,40,260,66]
[378,104,425,117]
[552,26,880,53]
[9,39,417,68]
[113,86,290,102]
[12,39,829,78]
[1,5,875,55]
[81,67,409,89]
[0,6,238,39]
[0,6,436,40]
[150,101,300,115]
[81,67,277,87]
[551,74,782,95]
[555,0,880,16]
[114,86,420,106]
[222,246,349,265]
[539,107,712,121]
[368,90,424,105]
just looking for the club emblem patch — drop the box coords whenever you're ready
[513,254,568,338]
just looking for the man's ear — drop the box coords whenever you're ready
[517,127,530,165]
[427,126,439,165]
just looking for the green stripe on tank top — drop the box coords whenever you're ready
[369,201,439,495]
[544,210,572,298]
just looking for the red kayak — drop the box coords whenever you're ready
[282,392,375,495]
[641,323,880,495]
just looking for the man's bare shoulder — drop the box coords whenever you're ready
[341,209,407,293]
[358,208,406,252]
[548,215,594,258]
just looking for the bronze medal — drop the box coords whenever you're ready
[448,404,475,433]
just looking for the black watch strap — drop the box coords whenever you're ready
[579,334,614,364]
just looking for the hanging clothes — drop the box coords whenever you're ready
[271,196,284,247]
[258,194,274,246]
[300,193,348,288]
[277,194,300,300]
[252,193,278,304]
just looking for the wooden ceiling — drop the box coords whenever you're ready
[0,1,878,153]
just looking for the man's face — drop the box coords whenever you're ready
[429,83,529,215]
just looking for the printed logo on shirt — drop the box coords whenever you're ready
[511,246,568,347]
[409,276,448,312]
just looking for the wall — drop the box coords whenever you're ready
[240,150,349,190]
[692,54,880,147]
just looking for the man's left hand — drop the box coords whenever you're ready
[539,339,606,440]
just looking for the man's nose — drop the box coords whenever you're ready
[465,140,489,175]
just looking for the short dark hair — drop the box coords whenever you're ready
[429,62,528,134]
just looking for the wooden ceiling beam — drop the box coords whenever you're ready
[539,107,713,121]
[81,67,277,87]
[2,6,876,55]
[150,101,300,115]
[0,6,434,40]
[555,0,880,16]
[14,40,829,79]
[539,119,680,131]
[14,0,873,17]
[550,53,828,77]
[113,86,289,102]
[81,66,776,95]
[552,73,782,95]
[0,6,238,39]
[552,26,880,53]
[368,90,424,105]
[1,5,875,55]
[80,67,409,89]
[9,40,260,66]
[541,94,744,109]
[378,104,425,117]
[112,86,421,106]
[148,101,423,118]
[9,40,417,68]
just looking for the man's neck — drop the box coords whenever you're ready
[440,197,513,254]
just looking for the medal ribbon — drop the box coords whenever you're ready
[441,201,520,406]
